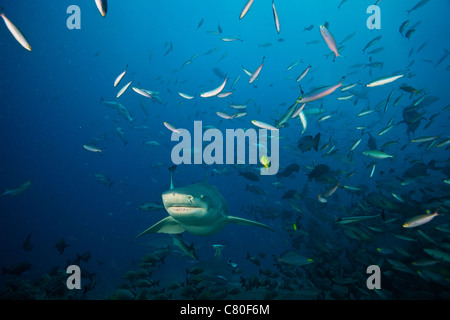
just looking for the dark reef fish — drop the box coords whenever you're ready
[239,171,259,182]
[307,164,329,181]
[281,189,297,200]
[277,163,300,178]
[297,133,320,153]
[400,106,426,138]
[54,238,70,255]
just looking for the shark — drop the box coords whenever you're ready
[135,166,273,238]
[1,180,31,197]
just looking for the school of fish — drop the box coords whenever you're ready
[1,0,449,301]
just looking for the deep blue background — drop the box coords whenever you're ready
[0,0,449,298]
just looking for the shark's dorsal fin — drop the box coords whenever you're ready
[168,165,177,190]
[227,216,274,232]
[134,216,185,239]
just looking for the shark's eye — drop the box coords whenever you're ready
[200,194,206,200]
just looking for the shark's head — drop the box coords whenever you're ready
[162,183,227,224]
[136,180,272,238]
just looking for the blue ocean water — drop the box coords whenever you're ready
[0,0,449,300]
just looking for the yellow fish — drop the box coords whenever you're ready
[260,155,270,171]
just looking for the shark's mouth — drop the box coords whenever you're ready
[168,206,203,213]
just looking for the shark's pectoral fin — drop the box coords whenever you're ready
[227,216,274,232]
[135,216,185,239]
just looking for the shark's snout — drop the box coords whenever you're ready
[162,192,195,206]
[162,190,208,218]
